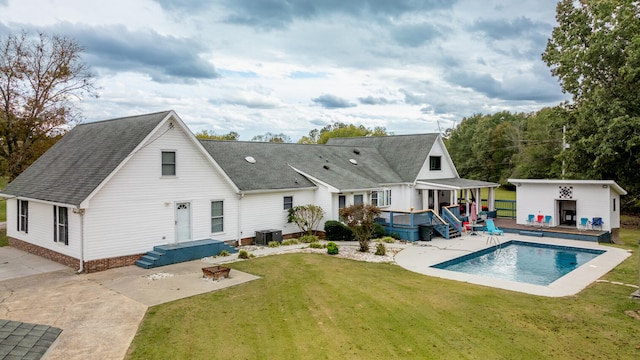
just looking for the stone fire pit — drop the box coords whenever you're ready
[202,266,231,280]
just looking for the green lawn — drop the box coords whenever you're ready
[127,230,640,359]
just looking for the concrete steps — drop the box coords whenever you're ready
[135,239,238,269]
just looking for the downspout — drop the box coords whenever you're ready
[236,193,244,246]
[77,208,85,273]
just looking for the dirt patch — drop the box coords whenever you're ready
[624,310,640,321]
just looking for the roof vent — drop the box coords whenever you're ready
[323,165,330,170]
[349,159,358,165]
[353,149,360,155]
[245,156,256,164]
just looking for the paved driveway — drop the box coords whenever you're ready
[0,247,259,359]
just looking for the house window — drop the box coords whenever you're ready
[354,194,364,205]
[284,196,293,210]
[372,189,392,207]
[613,198,616,212]
[53,206,68,245]
[429,156,441,171]
[161,151,176,176]
[338,195,346,209]
[17,200,28,233]
[211,201,224,233]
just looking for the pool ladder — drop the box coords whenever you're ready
[486,235,501,247]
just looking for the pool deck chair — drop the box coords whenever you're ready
[591,217,603,231]
[578,217,589,231]
[542,215,552,227]
[485,219,504,235]
[535,214,544,227]
[527,214,535,226]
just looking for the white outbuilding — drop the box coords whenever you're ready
[508,179,626,242]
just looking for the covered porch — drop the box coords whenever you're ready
[415,178,500,221]
[378,178,500,241]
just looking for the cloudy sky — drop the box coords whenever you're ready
[0,0,568,141]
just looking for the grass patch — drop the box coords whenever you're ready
[0,229,7,247]
[127,227,640,359]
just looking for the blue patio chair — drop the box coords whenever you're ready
[542,215,552,227]
[485,219,504,236]
[591,217,603,230]
[578,217,589,231]
[527,214,535,226]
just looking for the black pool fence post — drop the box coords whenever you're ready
[632,239,640,300]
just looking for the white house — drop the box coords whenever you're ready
[1,110,497,272]
[508,178,626,242]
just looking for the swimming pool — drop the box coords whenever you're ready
[431,240,605,286]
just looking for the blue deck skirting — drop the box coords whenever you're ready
[135,239,237,269]
[504,228,605,242]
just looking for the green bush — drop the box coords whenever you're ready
[299,234,319,243]
[380,236,396,243]
[308,242,324,249]
[389,233,401,240]
[218,250,230,257]
[371,223,386,239]
[375,243,386,256]
[326,242,339,255]
[281,239,300,246]
[238,249,251,259]
[268,241,280,248]
[324,220,354,241]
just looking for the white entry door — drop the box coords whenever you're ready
[176,202,191,242]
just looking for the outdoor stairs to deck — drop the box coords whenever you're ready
[449,226,461,239]
[135,239,238,269]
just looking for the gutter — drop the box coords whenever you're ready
[75,208,85,273]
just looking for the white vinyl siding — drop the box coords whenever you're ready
[83,120,238,261]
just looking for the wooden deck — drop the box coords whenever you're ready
[491,218,610,242]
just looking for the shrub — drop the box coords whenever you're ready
[324,220,354,241]
[380,236,396,243]
[326,242,339,255]
[299,234,319,243]
[218,250,230,257]
[375,243,386,256]
[238,249,251,259]
[339,204,381,252]
[371,223,386,239]
[268,241,280,248]
[308,242,324,249]
[288,204,325,235]
[281,239,300,246]
[389,233,401,240]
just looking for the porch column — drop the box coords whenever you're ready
[465,189,470,215]
[488,187,495,211]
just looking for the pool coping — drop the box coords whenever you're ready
[394,233,632,297]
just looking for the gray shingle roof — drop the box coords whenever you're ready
[1,111,170,206]
[326,134,439,182]
[198,140,403,192]
[417,178,499,189]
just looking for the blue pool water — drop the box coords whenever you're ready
[431,241,605,286]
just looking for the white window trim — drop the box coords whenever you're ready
[372,189,392,207]
[210,200,224,234]
[283,196,293,211]
[161,150,177,177]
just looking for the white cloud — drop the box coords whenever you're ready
[2,0,566,141]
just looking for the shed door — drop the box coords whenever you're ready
[176,202,191,242]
